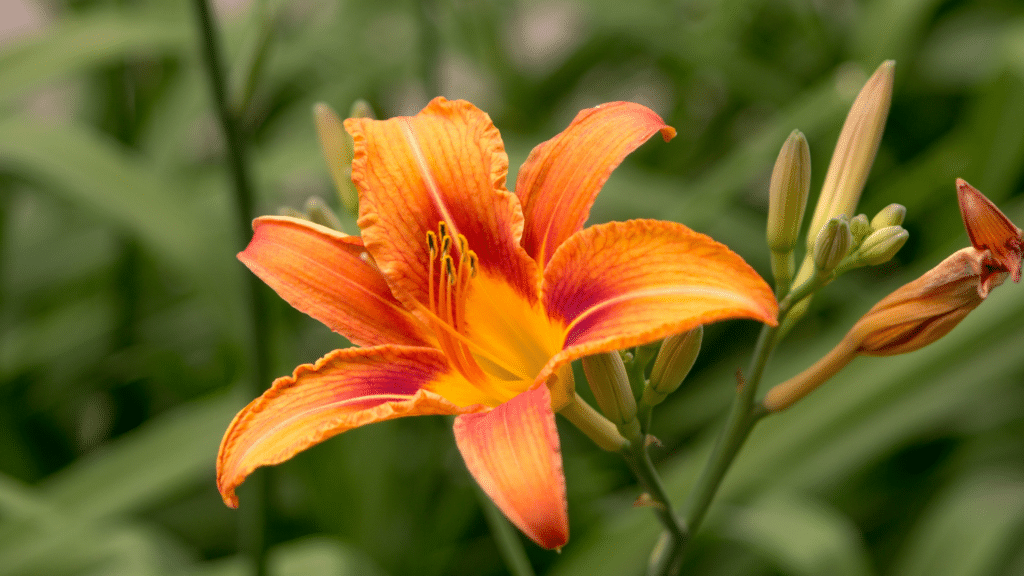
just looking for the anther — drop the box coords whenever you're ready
[438,221,448,239]
[468,251,478,278]
[444,256,456,285]
[426,230,437,255]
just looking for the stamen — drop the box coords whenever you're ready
[421,220,532,393]
[427,237,435,313]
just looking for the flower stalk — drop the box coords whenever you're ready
[191,0,272,574]
[647,272,826,575]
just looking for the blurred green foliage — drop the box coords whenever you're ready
[1,0,1023,574]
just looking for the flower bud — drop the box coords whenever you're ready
[871,203,906,229]
[767,130,811,254]
[806,60,895,252]
[849,214,871,245]
[857,225,908,266]
[852,247,1003,355]
[313,102,359,213]
[648,327,703,401]
[812,216,852,274]
[581,353,638,432]
[957,179,1023,282]
[349,99,376,120]
[303,196,344,231]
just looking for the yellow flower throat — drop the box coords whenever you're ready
[418,221,564,406]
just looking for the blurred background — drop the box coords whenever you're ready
[2,0,1024,575]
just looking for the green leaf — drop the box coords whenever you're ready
[724,493,875,576]
[0,11,189,107]
[185,537,389,576]
[889,471,1024,576]
[267,537,388,576]
[38,393,240,520]
[0,117,231,277]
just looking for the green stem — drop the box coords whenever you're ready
[558,393,628,452]
[678,324,775,538]
[620,434,689,576]
[191,2,272,575]
[648,274,825,575]
[476,485,537,576]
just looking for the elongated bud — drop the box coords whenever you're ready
[581,353,639,435]
[871,203,906,229]
[851,247,1002,354]
[303,196,344,231]
[857,225,908,265]
[813,217,852,274]
[313,102,359,213]
[648,327,703,402]
[767,130,811,253]
[806,60,895,252]
[849,214,871,245]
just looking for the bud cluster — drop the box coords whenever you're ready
[766,61,902,298]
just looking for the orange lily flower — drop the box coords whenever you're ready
[216,97,778,549]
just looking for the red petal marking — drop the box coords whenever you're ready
[217,345,485,508]
[516,102,676,268]
[239,216,433,347]
[957,179,1023,282]
[453,385,569,550]
[537,220,777,385]
[346,97,539,313]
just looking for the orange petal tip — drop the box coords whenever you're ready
[956,179,1023,282]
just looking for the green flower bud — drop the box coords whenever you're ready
[581,353,638,433]
[648,326,703,400]
[806,60,895,252]
[858,225,908,265]
[870,203,906,229]
[849,214,871,245]
[313,102,359,213]
[767,130,811,254]
[303,196,344,231]
[813,216,853,274]
[349,98,376,120]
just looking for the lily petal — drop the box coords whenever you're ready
[239,216,434,347]
[217,345,485,508]
[538,220,777,383]
[957,178,1023,282]
[516,102,676,268]
[453,385,569,550]
[346,97,538,310]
